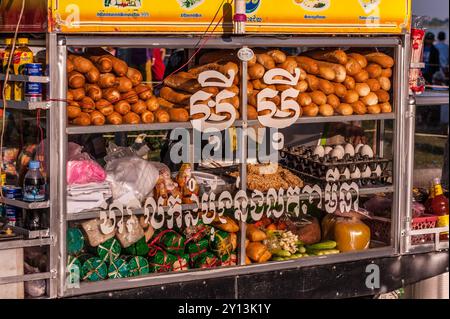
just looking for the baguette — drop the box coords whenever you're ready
[278,57,298,74]
[318,78,335,95]
[256,53,276,70]
[295,56,320,75]
[334,83,347,98]
[267,50,287,64]
[304,49,348,65]
[167,107,190,122]
[348,53,368,68]
[157,97,175,109]
[365,52,395,68]
[315,60,346,82]
[163,73,200,94]
[305,74,320,91]
[160,86,191,105]
[345,58,362,76]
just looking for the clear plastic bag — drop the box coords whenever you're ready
[105,156,160,205]
[67,142,106,185]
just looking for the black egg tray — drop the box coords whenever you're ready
[279,146,392,179]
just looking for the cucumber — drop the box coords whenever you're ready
[305,240,337,251]
[271,249,291,257]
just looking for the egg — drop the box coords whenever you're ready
[350,167,361,179]
[324,146,333,155]
[313,145,325,158]
[361,166,372,178]
[344,143,355,157]
[359,145,374,158]
[342,167,351,179]
[330,148,344,160]
[334,145,345,153]
[373,165,383,177]
[355,143,364,154]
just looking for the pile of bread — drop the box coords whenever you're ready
[246,48,394,119]
[66,54,189,126]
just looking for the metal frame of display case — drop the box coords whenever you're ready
[2,31,447,298]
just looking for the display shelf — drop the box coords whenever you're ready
[0,237,53,251]
[66,185,393,221]
[415,91,449,106]
[410,62,425,69]
[0,73,49,83]
[0,100,51,110]
[12,226,50,240]
[0,198,50,210]
[65,113,396,135]
[0,272,53,285]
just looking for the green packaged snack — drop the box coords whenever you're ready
[67,255,82,284]
[123,237,149,256]
[108,258,129,279]
[97,238,121,264]
[172,253,190,272]
[148,250,177,273]
[220,253,237,267]
[81,257,107,282]
[194,252,220,269]
[209,230,233,257]
[125,256,149,277]
[183,220,210,243]
[158,230,185,255]
[187,239,208,264]
[67,228,84,255]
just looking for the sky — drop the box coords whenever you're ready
[413,0,449,20]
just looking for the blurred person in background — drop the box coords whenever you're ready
[423,32,441,84]
[435,32,449,73]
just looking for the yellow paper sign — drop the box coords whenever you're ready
[50,0,410,34]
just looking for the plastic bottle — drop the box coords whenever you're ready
[431,177,449,240]
[23,160,46,202]
[13,38,34,101]
[2,38,13,100]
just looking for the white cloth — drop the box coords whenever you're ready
[67,182,112,214]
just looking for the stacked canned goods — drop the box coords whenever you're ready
[2,185,22,226]
[24,63,43,102]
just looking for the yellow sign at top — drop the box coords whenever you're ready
[50,0,411,34]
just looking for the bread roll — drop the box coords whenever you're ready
[361,92,379,106]
[73,113,91,126]
[67,105,81,119]
[247,105,258,120]
[379,102,392,113]
[351,101,367,115]
[343,76,356,90]
[267,50,287,64]
[157,97,175,109]
[163,72,199,94]
[135,84,153,100]
[92,55,113,73]
[67,90,74,102]
[305,49,348,65]
[117,76,133,93]
[106,112,123,125]
[366,63,383,79]
[70,88,85,101]
[126,68,143,86]
[67,59,74,73]
[295,80,308,93]
[111,56,129,76]
[122,90,139,104]
[302,104,319,117]
[374,90,390,103]
[318,79,335,95]
[298,92,312,107]
[131,100,147,114]
[160,86,191,105]
[319,104,334,117]
[327,94,340,109]
[123,112,140,124]
[252,79,269,90]
[72,56,94,74]
[348,53,368,68]
[114,100,131,115]
[310,91,327,106]
[336,103,354,116]
[248,63,265,80]
[103,88,121,103]
[81,97,95,112]
[146,96,159,112]
[86,66,100,84]
[155,109,170,123]
[367,104,381,114]
[257,53,276,70]
[95,99,114,116]
[381,68,392,78]
[355,83,371,97]
[343,90,359,104]
[278,57,299,75]
[354,70,369,83]
[306,74,320,91]
[98,73,118,89]
[141,111,155,123]
[85,84,102,101]
[377,77,391,91]
[90,111,105,126]
[365,52,395,68]
[334,83,348,98]
[365,78,381,92]
[248,91,259,107]
[68,71,85,89]
[248,54,257,67]
[247,81,254,95]
[345,58,362,76]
